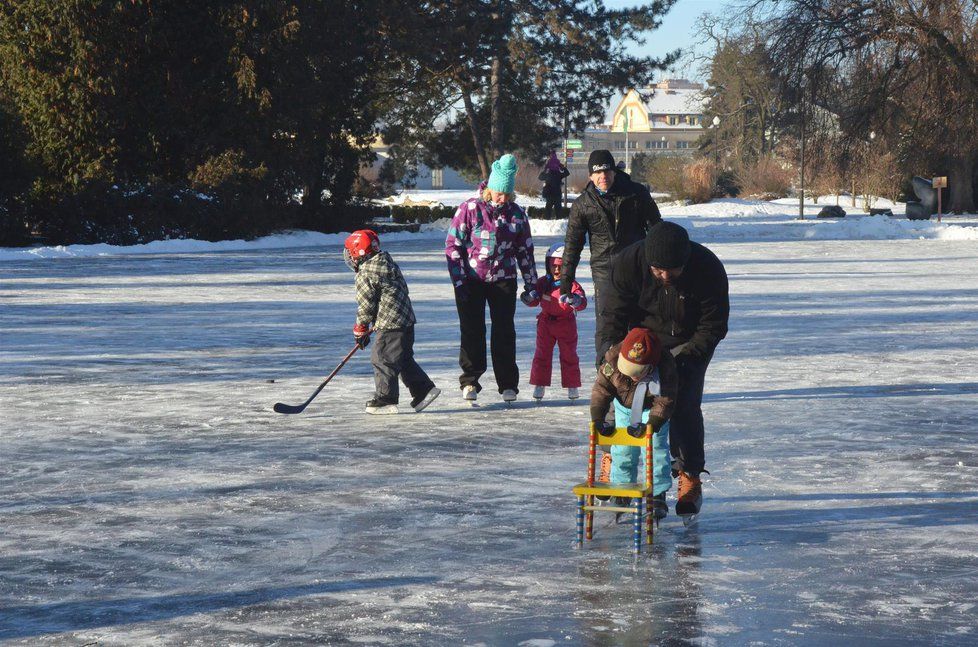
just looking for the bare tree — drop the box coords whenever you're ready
[749,0,978,212]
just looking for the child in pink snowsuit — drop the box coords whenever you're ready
[523,243,587,400]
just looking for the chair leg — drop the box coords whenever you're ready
[646,493,654,545]
[576,496,585,545]
[633,496,644,553]
[585,495,594,540]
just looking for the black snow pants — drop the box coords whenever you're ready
[669,351,712,477]
[454,278,519,393]
[372,326,435,405]
[590,263,613,368]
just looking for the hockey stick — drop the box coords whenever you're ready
[273,343,361,414]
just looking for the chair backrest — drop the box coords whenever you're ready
[585,422,654,489]
[593,425,651,447]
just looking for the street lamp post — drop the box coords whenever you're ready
[864,131,876,210]
[798,89,805,220]
[712,116,721,171]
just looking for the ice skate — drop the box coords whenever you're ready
[501,388,517,405]
[612,496,633,524]
[365,398,398,415]
[567,387,579,399]
[532,385,545,401]
[651,492,668,524]
[411,387,440,412]
[461,385,478,407]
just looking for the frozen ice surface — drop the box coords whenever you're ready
[2,206,978,644]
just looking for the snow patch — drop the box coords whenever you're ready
[5,197,976,261]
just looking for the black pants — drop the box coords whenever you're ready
[371,326,435,405]
[543,196,561,219]
[455,279,519,393]
[669,351,712,476]
[590,264,613,368]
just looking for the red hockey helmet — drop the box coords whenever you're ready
[343,229,380,270]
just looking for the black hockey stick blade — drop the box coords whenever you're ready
[272,343,360,415]
[273,402,307,414]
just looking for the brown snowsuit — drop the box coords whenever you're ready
[589,342,679,430]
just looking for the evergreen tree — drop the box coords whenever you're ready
[382,0,679,179]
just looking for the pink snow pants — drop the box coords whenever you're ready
[529,314,581,388]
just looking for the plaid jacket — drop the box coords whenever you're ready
[354,251,416,331]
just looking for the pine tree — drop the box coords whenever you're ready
[381,0,679,179]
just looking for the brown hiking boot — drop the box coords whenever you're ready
[676,471,702,516]
[595,452,612,501]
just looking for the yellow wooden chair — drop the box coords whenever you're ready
[572,421,655,552]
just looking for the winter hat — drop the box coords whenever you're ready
[645,220,691,269]
[617,328,662,379]
[588,149,616,174]
[545,151,562,173]
[487,154,518,193]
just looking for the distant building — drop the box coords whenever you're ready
[562,79,708,184]
[361,137,471,191]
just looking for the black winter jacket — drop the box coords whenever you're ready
[539,166,569,200]
[601,238,729,360]
[561,171,661,295]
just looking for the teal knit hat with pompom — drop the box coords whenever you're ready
[487,154,518,193]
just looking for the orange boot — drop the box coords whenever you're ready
[676,471,702,516]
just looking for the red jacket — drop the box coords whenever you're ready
[527,276,587,318]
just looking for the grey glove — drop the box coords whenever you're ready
[670,342,691,358]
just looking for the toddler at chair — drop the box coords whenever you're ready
[590,327,678,519]
[522,243,587,400]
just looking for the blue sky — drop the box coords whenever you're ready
[604,0,732,80]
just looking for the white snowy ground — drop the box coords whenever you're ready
[2,198,978,645]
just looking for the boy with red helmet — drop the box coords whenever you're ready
[345,230,440,414]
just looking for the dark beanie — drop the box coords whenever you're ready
[587,149,615,173]
[645,221,691,269]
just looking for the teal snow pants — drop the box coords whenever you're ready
[610,399,672,496]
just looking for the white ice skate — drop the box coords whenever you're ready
[365,399,399,415]
[532,385,545,401]
[412,387,441,412]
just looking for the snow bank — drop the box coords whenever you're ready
[393,189,581,208]
[4,198,975,262]
[0,228,444,262]
[418,217,566,237]
[681,214,978,243]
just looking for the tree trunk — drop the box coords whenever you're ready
[460,88,490,179]
[490,55,503,159]
[301,171,325,228]
[948,155,975,213]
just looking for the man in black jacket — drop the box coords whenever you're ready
[561,149,661,366]
[602,221,729,516]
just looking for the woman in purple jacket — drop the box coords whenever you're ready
[445,154,538,404]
